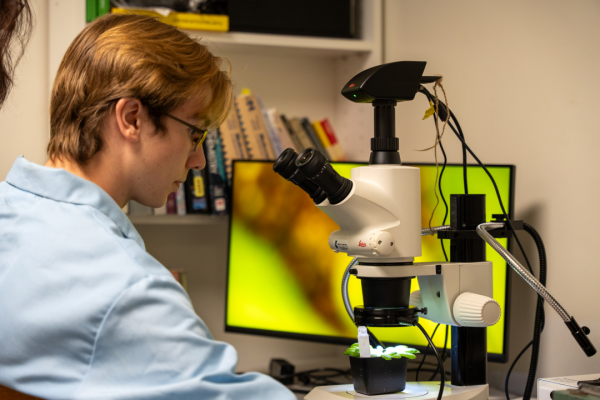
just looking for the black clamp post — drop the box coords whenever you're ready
[436,214,523,242]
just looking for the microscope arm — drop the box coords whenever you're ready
[477,222,597,357]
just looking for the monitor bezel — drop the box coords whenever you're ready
[225,160,515,363]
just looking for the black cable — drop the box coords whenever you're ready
[399,318,445,400]
[438,128,449,262]
[415,323,441,381]
[429,324,449,381]
[423,89,449,262]
[367,328,385,349]
[451,111,469,194]
[504,340,533,400]
[421,87,468,194]
[505,223,547,400]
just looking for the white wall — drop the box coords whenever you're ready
[383,0,600,394]
[0,0,49,179]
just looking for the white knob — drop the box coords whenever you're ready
[369,231,395,256]
[453,292,501,327]
[409,290,423,308]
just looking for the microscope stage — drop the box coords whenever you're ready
[305,382,488,400]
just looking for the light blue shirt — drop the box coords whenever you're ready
[0,156,295,400]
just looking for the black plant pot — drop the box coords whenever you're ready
[349,356,408,395]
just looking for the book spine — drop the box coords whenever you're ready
[97,0,110,16]
[110,8,229,32]
[311,120,336,160]
[321,118,347,161]
[218,106,249,183]
[184,169,210,214]
[86,0,97,23]
[235,93,276,160]
[204,131,229,215]
[300,118,329,159]
[176,183,187,215]
[288,117,314,151]
[166,193,177,214]
[280,114,304,152]
[256,95,284,158]
[267,109,296,152]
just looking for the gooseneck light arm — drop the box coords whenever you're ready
[477,222,596,357]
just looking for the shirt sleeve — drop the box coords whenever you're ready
[72,276,296,400]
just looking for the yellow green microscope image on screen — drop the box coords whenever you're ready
[226,161,513,358]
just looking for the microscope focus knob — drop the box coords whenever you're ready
[453,292,501,327]
[369,231,395,256]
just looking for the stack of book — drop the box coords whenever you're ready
[124,91,346,217]
[220,91,347,184]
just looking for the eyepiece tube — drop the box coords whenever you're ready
[295,148,353,205]
[273,148,327,204]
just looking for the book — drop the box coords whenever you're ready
[111,8,229,32]
[256,95,284,158]
[219,105,249,183]
[234,93,276,160]
[267,109,297,152]
[311,120,336,160]
[279,114,304,152]
[176,183,187,215]
[287,117,314,151]
[86,0,97,23]
[321,118,347,161]
[300,118,329,159]
[184,169,210,214]
[203,130,229,215]
[97,0,110,16]
[166,193,177,214]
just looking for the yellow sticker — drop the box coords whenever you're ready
[193,176,205,197]
[423,101,435,120]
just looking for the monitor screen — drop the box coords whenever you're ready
[226,160,514,362]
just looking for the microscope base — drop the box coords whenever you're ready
[305,382,488,400]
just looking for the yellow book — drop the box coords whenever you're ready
[111,8,229,32]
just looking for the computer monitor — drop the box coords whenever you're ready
[226,160,514,362]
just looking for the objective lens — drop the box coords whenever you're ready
[294,148,353,205]
[273,148,327,204]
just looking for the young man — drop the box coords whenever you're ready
[0,14,295,400]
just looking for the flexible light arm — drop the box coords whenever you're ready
[477,222,596,357]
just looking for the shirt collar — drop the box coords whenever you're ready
[5,156,143,247]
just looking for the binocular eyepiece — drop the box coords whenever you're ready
[273,148,353,205]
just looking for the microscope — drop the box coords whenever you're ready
[273,61,595,400]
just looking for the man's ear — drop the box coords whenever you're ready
[114,98,145,143]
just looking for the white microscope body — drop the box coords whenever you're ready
[318,164,500,329]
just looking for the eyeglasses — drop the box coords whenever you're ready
[166,114,208,152]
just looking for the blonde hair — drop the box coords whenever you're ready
[48,13,232,164]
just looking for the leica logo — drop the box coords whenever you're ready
[358,240,366,248]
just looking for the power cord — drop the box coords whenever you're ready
[399,318,445,400]
[415,323,441,381]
